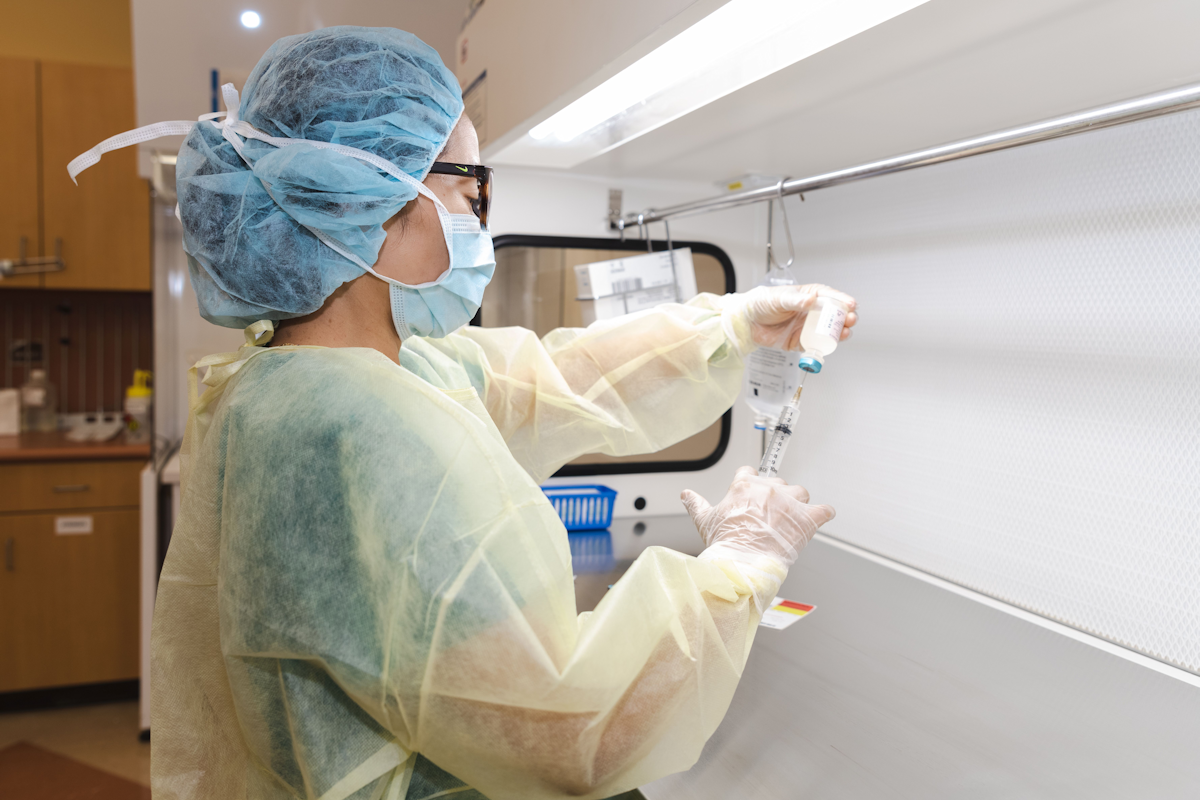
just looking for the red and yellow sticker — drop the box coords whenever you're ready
[760,597,816,630]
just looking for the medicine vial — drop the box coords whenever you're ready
[796,296,850,372]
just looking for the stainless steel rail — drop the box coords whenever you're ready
[615,82,1200,227]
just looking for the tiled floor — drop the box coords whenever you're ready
[0,741,150,799]
[0,701,149,789]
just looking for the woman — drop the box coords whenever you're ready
[77,27,856,800]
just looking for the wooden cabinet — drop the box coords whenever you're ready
[42,62,151,290]
[0,460,142,692]
[0,58,150,291]
[0,58,41,289]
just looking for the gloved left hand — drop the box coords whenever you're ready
[735,284,858,350]
[683,466,833,570]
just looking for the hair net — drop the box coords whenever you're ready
[176,26,464,328]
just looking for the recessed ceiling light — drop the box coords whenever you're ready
[240,11,262,29]
[499,0,931,168]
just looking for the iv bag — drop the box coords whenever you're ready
[742,265,804,428]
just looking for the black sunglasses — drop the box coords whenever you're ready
[427,162,493,231]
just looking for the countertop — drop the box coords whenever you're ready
[0,431,152,462]
[572,514,704,613]
[586,516,1200,800]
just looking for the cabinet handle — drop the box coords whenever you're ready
[4,538,12,571]
[52,484,91,493]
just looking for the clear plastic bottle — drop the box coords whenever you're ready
[20,369,58,433]
[796,296,850,373]
[124,369,153,445]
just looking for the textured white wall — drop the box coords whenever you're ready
[770,107,1200,673]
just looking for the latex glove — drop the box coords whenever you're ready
[682,466,835,570]
[736,284,858,351]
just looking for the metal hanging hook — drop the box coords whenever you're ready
[766,177,796,273]
[662,216,680,302]
[765,199,774,273]
[638,212,652,252]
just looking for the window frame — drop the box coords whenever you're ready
[488,233,736,477]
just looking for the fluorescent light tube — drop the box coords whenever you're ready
[496,0,931,168]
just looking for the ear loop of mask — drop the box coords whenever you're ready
[279,185,458,291]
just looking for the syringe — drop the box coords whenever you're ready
[757,371,808,478]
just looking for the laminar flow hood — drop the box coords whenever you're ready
[457,0,1200,183]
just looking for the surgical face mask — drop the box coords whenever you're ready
[367,199,497,340]
[68,83,495,340]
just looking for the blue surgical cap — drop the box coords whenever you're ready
[176,27,464,328]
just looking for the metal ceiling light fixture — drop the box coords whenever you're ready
[495,0,932,169]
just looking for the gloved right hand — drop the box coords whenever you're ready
[733,284,857,351]
[681,466,835,570]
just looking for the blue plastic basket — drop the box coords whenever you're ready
[541,484,617,531]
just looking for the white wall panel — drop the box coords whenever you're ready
[776,107,1200,673]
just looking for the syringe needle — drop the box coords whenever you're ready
[793,369,808,400]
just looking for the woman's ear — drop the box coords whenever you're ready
[382,204,410,238]
[374,194,450,284]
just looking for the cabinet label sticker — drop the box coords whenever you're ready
[55,516,94,535]
[759,597,816,630]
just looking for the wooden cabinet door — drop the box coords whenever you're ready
[0,57,42,289]
[0,509,140,692]
[0,460,142,514]
[40,61,150,291]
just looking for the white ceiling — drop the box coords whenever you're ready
[130,0,467,171]
[572,0,1200,184]
[129,0,1200,190]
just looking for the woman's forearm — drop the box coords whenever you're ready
[414,547,782,800]
[456,294,752,481]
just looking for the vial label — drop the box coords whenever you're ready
[815,303,847,341]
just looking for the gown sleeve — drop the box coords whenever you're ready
[214,347,783,800]
[420,292,755,482]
